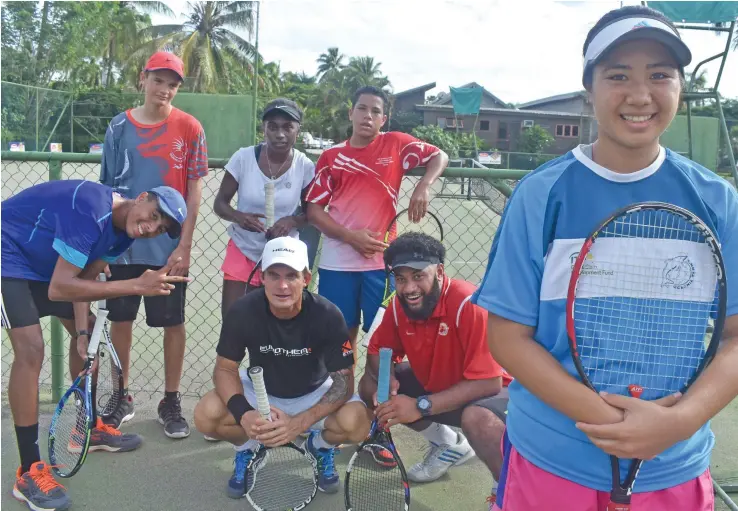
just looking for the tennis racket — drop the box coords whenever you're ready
[362,208,444,347]
[265,181,275,229]
[245,366,318,511]
[566,202,726,510]
[345,347,410,511]
[48,303,109,478]
[95,273,124,420]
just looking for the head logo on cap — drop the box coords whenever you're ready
[631,20,651,30]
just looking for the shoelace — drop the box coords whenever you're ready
[162,397,184,423]
[316,448,336,477]
[95,418,122,437]
[29,464,65,493]
[420,442,447,467]
[234,450,252,480]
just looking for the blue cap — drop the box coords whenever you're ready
[148,186,187,239]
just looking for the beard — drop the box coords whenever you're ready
[398,278,442,321]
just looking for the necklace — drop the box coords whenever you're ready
[265,144,292,180]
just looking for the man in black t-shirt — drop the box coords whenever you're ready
[194,237,371,497]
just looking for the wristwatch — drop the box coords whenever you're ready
[416,395,432,417]
[76,330,91,339]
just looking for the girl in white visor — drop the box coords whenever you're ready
[472,5,738,511]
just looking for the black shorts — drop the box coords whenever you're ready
[1,277,74,329]
[395,362,509,425]
[106,265,187,327]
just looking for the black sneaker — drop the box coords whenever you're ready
[157,392,190,439]
[102,393,135,429]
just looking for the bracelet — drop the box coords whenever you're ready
[76,330,91,339]
[227,394,254,425]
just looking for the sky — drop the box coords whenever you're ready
[154,0,738,104]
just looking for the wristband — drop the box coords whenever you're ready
[76,330,91,338]
[227,394,254,425]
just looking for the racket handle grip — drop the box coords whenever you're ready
[377,348,393,404]
[264,182,275,229]
[87,308,109,357]
[249,366,272,420]
[98,273,107,310]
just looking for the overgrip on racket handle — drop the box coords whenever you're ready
[264,182,275,229]
[377,348,393,404]
[249,366,272,420]
[98,273,107,310]
[87,308,109,358]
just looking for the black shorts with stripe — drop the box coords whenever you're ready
[1,277,74,329]
[394,362,509,424]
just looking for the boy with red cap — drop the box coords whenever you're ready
[99,51,209,439]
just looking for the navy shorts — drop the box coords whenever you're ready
[318,269,394,332]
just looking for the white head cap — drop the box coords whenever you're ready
[262,237,310,272]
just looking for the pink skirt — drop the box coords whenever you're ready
[220,239,262,286]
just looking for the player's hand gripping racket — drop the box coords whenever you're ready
[95,273,124,420]
[566,202,726,510]
[362,208,444,347]
[345,348,410,510]
[245,366,318,511]
[48,301,110,477]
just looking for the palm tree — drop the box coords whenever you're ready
[140,1,256,93]
[345,56,390,90]
[316,47,345,81]
[102,3,175,88]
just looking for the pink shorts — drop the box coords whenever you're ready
[493,435,714,511]
[221,240,262,286]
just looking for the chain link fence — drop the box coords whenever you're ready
[0,156,516,401]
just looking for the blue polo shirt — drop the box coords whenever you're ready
[472,145,738,492]
[1,180,133,281]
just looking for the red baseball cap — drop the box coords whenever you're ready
[145,51,185,81]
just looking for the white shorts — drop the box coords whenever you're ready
[239,368,364,431]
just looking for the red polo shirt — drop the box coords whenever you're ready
[367,277,512,393]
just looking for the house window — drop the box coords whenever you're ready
[555,124,580,138]
[479,120,490,131]
[437,117,446,128]
[445,118,464,128]
[497,122,508,140]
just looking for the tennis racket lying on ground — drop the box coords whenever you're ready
[345,347,410,511]
[567,202,726,511]
[362,207,444,347]
[95,273,124,421]
[245,366,318,511]
[48,301,110,477]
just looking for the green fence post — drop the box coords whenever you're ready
[48,160,65,402]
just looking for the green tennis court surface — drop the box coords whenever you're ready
[1,394,736,511]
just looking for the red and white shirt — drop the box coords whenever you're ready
[304,132,440,271]
[367,277,513,393]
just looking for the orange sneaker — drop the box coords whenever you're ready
[13,461,71,510]
[88,417,142,452]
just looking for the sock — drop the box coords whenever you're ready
[165,391,179,401]
[419,423,457,446]
[235,439,259,452]
[312,432,335,450]
[15,424,41,473]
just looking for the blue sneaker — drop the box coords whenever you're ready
[306,431,340,494]
[227,449,254,499]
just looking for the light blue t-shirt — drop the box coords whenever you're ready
[472,145,738,492]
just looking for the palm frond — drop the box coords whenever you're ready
[126,1,176,18]
[138,23,186,40]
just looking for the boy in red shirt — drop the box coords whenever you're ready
[305,86,449,364]
[100,51,209,439]
[358,233,509,506]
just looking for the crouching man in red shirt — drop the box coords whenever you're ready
[358,232,510,505]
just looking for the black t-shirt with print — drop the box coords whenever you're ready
[216,288,353,398]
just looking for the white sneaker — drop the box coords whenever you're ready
[407,432,475,483]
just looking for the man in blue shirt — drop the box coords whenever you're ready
[2,179,189,511]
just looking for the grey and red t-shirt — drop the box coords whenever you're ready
[100,107,208,266]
